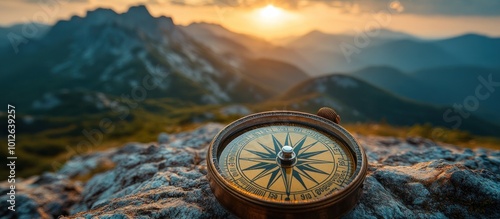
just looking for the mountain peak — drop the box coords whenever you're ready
[122,5,154,23]
[189,22,224,28]
[120,5,174,37]
[453,33,493,41]
[85,8,118,24]
[86,7,117,16]
[126,5,151,17]
[341,28,414,40]
[304,30,328,37]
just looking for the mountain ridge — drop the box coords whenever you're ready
[0,5,283,113]
[276,73,500,136]
[1,5,498,135]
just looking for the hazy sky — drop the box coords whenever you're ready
[1,0,500,39]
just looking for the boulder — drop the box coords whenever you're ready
[1,124,499,219]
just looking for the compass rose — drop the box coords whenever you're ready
[240,133,333,200]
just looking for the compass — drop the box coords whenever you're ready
[207,107,367,219]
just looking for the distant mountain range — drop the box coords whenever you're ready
[0,6,308,114]
[182,22,500,133]
[274,74,499,136]
[350,66,500,125]
[0,5,499,136]
[181,22,319,75]
[184,22,500,75]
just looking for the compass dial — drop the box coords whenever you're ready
[207,109,367,219]
[219,124,354,202]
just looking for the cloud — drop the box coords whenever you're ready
[161,0,500,16]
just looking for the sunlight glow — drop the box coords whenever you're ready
[246,4,302,39]
[259,4,282,20]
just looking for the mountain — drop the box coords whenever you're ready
[1,5,498,136]
[181,22,268,56]
[240,58,309,94]
[288,29,414,51]
[285,30,500,75]
[0,6,283,115]
[433,34,500,69]
[287,30,353,51]
[182,24,500,77]
[411,66,500,124]
[285,30,359,74]
[350,66,435,99]
[285,29,420,74]
[351,66,500,125]
[276,74,499,136]
[181,22,319,75]
[359,28,416,40]
[358,39,461,72]
[351,66,424,90]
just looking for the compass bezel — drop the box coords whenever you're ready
[207,110,367,218]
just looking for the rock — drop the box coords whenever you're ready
[1,124,499,219]
[406,136,435,146]
[158,132,170,144]
[0,172,82,219]
[378,137,401,146]
[219,105,251,116]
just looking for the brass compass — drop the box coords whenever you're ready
[207,107,367,219]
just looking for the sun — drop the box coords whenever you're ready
[259,4,283,20]
[249,4,299,38]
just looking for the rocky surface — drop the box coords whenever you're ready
[1,124,499,219]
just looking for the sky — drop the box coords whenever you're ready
[1,0,500,40]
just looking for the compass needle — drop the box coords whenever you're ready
[284,132,291,147]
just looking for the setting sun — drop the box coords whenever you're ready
[249,4,300,37]
[259,4,282,20]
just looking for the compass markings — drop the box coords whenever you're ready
[291,169,308,190]
[300,150,329,159]
[271,134,283,155]
[293,167,318,186]
[267,169,282,189]
[241,132,334,195]
[245,149,272,158]
[257,141,276,154]
[297,158,334,165]
[292,136,307,154]
[296,140,319,155]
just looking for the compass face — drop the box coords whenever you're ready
[218,124,355,203]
